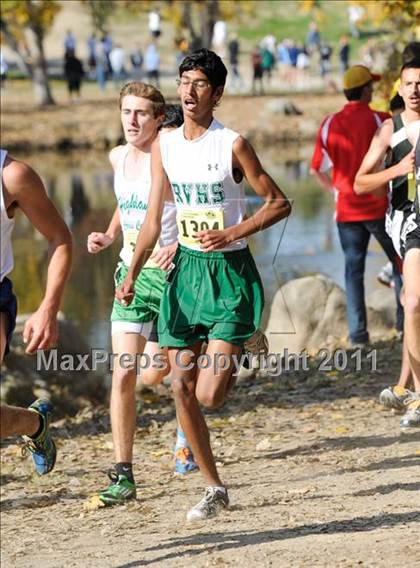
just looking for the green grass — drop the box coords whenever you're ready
[236,0,385,54]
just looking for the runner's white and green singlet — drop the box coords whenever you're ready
[159,119,247,252]
[114,144,177,267]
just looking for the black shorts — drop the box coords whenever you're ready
[406,225,420,254]
[0,277,17,356]
[68,79,81,93]
[386,209,420,259]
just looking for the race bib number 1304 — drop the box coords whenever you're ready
[177,209,224,246]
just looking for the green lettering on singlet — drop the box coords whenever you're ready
[181,184,193,205]
[118,194,147,211]
[172,183,183,204]
[211,182,225,204]
[196,184,210,205]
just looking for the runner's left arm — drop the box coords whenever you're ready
[197,136,291,252]
[7,160,73,353]
[115,137,169,305]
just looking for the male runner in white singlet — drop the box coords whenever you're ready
[117,50,291,520]
[87,85,198,505]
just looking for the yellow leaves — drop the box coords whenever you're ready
[1,1,61,32]
[299,0,317,14]
[83,494,106,511]
[150,449,172,458]
[350,0,418,31]
[209,417,230,428]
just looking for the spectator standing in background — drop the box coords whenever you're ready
[212,20,228,58]
[251,45,264,95]
[149,7,161,38]
[109,44,126,88]
[348,4,365,38]
[288,40,299,87]
[311,65,402,347]
[296,45,310,89]
[130,43,143,79]
[102,33,113,76]
[261,34,277,59]
[96,43,108,92]
[262,45,275,84]
[339,36,350,74]
[228,34,243,92]
[64,50,84,103]
[319,41,333,77]
[145,42,160,87]
[87,33,97,78]
[64,30,76,57]
[277,39,293,85]
[306,22,321,55]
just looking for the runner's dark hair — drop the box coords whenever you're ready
[179,49,227,89]
[162,104,184,129]
[401,59,420,75]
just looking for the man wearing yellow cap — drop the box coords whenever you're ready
[311,65,402,347]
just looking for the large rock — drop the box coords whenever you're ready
[265,99,303,116]
[366,287,397,329]
[265,275,398,354]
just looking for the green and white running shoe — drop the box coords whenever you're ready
[98,470,136,506]
[379,385,413,411]
[400,397,420,430]
[186,487,229,521]
[22,399,56,475]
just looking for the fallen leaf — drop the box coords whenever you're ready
[83,495,106,511]
[334,426,349,434]
[256,438,271,451]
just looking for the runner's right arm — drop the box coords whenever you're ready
[355,120,415,194]
[87,207,121,253]
[116,137,169,305]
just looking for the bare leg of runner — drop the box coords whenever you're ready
[110,332,147,463]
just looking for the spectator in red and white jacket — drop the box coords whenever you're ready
[311,65,403,346]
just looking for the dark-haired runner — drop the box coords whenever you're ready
[355,61,420,429]
[117,50,291,520]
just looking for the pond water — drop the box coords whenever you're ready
[12,146,390,350]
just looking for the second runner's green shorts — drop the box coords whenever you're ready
[111,262,166,324]
[158,245,264,347]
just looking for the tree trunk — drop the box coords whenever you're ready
[1,18,55,106]
[30,25,55,106]
[181,1,200,50]
[200,0,219,49]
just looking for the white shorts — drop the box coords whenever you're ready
[111,320,154,338]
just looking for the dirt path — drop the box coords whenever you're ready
[1,341,420,568]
